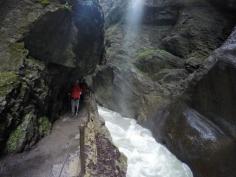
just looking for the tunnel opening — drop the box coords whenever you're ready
[22,2,105,117]
[22,6,99,118]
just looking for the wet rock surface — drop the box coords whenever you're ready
[94,0,235,121]
[1,0,236,177]
[145,27,236,177]
[0,0,105,155]
[93,0,236,177]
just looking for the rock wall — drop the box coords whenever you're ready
[81,93,127,177]
[149,28,236,177]
[94,0,235,121]
[0,0,105,155]
[93,0,236,177]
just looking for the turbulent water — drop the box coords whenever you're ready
[98,107,193,177]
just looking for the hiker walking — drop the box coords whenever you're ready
[70,80,81,116]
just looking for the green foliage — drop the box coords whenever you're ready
[0,72,18,96]
[38,116,51,136]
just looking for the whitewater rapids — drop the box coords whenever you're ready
[98,107,193,177]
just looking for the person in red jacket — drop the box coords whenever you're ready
[70,80,81,116]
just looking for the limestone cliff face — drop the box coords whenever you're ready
[149,29,236,177]
[94,0,236,177]
[94,0,235,121]
[0,0,104,154]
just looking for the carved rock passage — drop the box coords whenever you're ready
[0,0,105,155]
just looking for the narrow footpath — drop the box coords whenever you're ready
[0,112,86,177]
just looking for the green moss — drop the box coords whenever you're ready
[136,48,168,60]
[6,126,25,153]
[5,113,34,153]
[0,72,18,96]
[1,42,28,71]
[38,116,51,136]
[38,0,50,6]
[9,42,28,59]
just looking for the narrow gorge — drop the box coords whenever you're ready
[0,0,236,177]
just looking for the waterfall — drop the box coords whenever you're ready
[123,0,145,43]
[126,0,145,28]
[98,107,193,177]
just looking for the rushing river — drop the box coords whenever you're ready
[98,107,193,177]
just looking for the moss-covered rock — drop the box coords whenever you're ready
[38,116,51,136]
[6,125,25,153]
[0,42,27,72]
[0,72,18,97]
[134,48,184,79]
[6,113,35,153]
[136,48,162,60]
